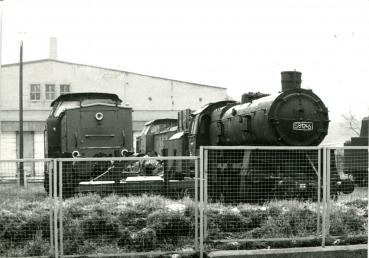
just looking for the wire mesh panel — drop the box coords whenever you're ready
[327,147,368,242]
[203,147,325,250]
[54,156,199,256]
[0,159,54,257]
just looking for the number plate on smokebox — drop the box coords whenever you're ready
[293,122,313,131]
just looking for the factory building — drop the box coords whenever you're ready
[0,38,228,163]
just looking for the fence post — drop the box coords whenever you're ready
[53,159,59,258]
[204,149,208,239]
[199,147,204,258]
[322,147,327,248]
[48,160,54,254]
[317,148,321,236]
[24,160,28,188]
[195,157,199,251]
[58,160,64,257]
[326,149,331,238]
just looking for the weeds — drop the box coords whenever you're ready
[0,187,367,256]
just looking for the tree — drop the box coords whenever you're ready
[341,110,360,136]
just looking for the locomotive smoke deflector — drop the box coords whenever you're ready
[281,71,302,91]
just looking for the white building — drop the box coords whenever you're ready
[0,39,228,162]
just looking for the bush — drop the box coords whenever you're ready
[22,231,50,256]
[209,209,252,232]
[133,227,157,251]
[330,207,367,236]
[147,209,192,242]
[251,207,317,238]
[345,199,368,210]
[80,212,122,239]
[239,208,269,228]
[117,206,147,229]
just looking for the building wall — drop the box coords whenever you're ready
[0,60,228,160]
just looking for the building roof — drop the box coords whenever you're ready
[2,59,226,90]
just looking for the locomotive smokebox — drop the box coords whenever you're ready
[281,71,302,91]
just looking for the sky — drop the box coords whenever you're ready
[1,0,369,122]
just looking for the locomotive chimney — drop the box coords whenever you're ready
[281,71,302,91]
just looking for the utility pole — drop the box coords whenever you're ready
[0,0,4,160]
[19,40,24,186]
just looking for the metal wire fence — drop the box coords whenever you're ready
[327,147,368,242]
[200,146,367,253]
[0,147,367,257]
[201,147,323,253]
[56,156,199,257]
[0,159,54,257]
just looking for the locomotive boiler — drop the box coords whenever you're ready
[44,92,133,195]
[187,71,328,154]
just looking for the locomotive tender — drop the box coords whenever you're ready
[44,92,133,195]
[344,117,368,186]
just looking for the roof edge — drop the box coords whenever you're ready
[1,59,227,90]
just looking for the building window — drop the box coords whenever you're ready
[45,84,56,100]
[30,84,41,101]
[60,84,70,95]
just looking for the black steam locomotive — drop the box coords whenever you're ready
[44,92,133,195]
[344,117,368,186]
[139,71,354,201]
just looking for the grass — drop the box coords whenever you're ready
[0,184,367,256]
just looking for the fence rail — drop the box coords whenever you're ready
[0,146,367,257]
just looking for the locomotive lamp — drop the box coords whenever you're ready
[95,112,104,121]
[72,150,80,158]
[121,149,128,157]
